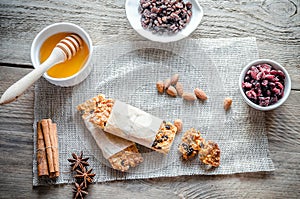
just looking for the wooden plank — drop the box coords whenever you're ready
[0,65,299,198]
[0,0,299,88]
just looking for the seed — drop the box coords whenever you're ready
[171,74,179,85]
[224,97,232,111]
[182,92,196,101]
[164,78,171,89]
[194,88,208,101]
[174,119,183,133]
[175,82,184,96]
[166,86,177,97]
[156,81,164,93]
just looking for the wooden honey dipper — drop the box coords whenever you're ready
[0,34,83,105]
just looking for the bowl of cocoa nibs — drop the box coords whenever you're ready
[239,59,291,111]
[125,0,203,43]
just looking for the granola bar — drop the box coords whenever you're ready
[178,128,221,167]
[77,94,114,129]
[79,94,177,154]
[178,128,205,160]
[199,141,220,167]
[108,145,143,172]
[151,121,177,154]
[77,95,143,172]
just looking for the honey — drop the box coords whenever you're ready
[39,32,89,78]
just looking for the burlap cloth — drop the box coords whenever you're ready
[33,37,274,186]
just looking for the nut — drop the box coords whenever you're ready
[171,74,179,85]
[175,82,184,96]
[224,97,232,111]
[164,78,171,89]
[166,86,177,97]
[174,119,183,133]
[156,81,164,93]
[194,88,207,101]
[182,92,196,101]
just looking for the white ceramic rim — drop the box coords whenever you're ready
[125,0,204,43]
[239,59,291,111]
[30,22,93,82]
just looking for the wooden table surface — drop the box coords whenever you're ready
[0,0,299,198]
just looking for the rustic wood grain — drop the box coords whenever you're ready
[0,0,300,198]
[0,0,299,89]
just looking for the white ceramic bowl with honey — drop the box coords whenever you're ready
[31,22,93,87]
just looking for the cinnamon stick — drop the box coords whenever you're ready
[37,121,49,177]
[49,122,59,178]
[41,119,55,175]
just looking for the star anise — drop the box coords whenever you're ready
[74,167,96,188]
[72,182,88,199]
[68,151,89,171]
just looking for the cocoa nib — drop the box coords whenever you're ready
[242,63,286,107]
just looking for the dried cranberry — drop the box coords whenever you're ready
[270,70,277,75]
[261,79,268,87]
[259,97,270,106]
[277,70,285,79]
[250,71,258,80]
[246,90,257,100]
[268,82,276,89]
[242,82,252,89]
[261,64,272,73]
[272,87,281,95]
[242,63,285,107]
[275,82,284,90]
[257,71,265,80]
[265,74,275,81]
[244,75,251,82]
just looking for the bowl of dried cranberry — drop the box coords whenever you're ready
[239,59,291,111]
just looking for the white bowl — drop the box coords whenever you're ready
[31,22,93,87]
[125,0,203,43]
[239,59,291,111]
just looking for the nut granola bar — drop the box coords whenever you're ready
[151,121,177,154]
[178,128,221,167]
[79,94,177,154]
[199,141,220,167]
[77,94,143,172]
[178,128,205,160]
[108,145,143,172]
[77,94,114,129]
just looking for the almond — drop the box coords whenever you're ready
[194,88,207,101]
[182,92,196,101]
[224,97,232,111]
[175,82,184,96]
[166,86,177,97]
[156,81,164,93]
[171,74,179,85]
[174,119,183,133]
[164,78,171,89]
